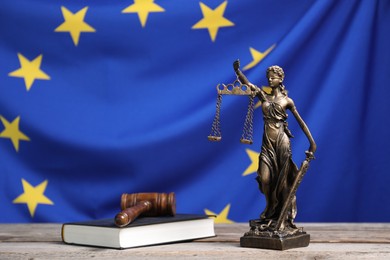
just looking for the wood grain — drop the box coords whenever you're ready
[1,223,390,259]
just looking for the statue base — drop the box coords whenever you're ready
[240,219,310,250]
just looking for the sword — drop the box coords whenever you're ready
[275,152,314,231]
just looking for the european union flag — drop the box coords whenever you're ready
[1,0,390,223]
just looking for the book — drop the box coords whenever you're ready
[61,214,215,249]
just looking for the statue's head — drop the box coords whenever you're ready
[266,65,285,81]
[266,65,285,89]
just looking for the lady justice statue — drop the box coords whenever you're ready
[209,60,316,250]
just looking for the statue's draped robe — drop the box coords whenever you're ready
[258,96,299,225]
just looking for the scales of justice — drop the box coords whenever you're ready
[208,60,317,250]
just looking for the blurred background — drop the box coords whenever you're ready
[1,0,389,223]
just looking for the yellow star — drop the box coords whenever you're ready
[243,45,276,71]
[55,6,96,46]
[242,149,259,176]
[204,204,234,223]
[0,116,30,152]
[13,179,54,217]
[8,53,50,91]
[192,1,234,42]
[122,0,165,28]
[254,100,262,109]
[262,86,272,95]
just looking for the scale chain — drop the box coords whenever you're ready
[208,81,255,143]
[208,93,222,141]
[240,95,255,144]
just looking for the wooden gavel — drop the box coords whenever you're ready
[114,192,176,227]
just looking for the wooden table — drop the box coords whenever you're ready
[1,223,390,259]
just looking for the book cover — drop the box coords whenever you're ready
[62,214,215,249]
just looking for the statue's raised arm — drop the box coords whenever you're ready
[233,60,266,101]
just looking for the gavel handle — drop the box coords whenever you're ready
[115,200,152,227]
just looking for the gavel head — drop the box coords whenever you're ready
[121,192,176,217]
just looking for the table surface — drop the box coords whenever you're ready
[1,222,390,259]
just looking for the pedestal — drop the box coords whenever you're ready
[240,233,310,250]
[240,219,310,250]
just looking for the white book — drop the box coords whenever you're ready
[62,214,215,249]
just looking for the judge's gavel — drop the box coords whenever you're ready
[114,192,176,227]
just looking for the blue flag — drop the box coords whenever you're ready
[1,0,390,223]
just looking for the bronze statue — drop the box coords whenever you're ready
[209,61,316,250]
